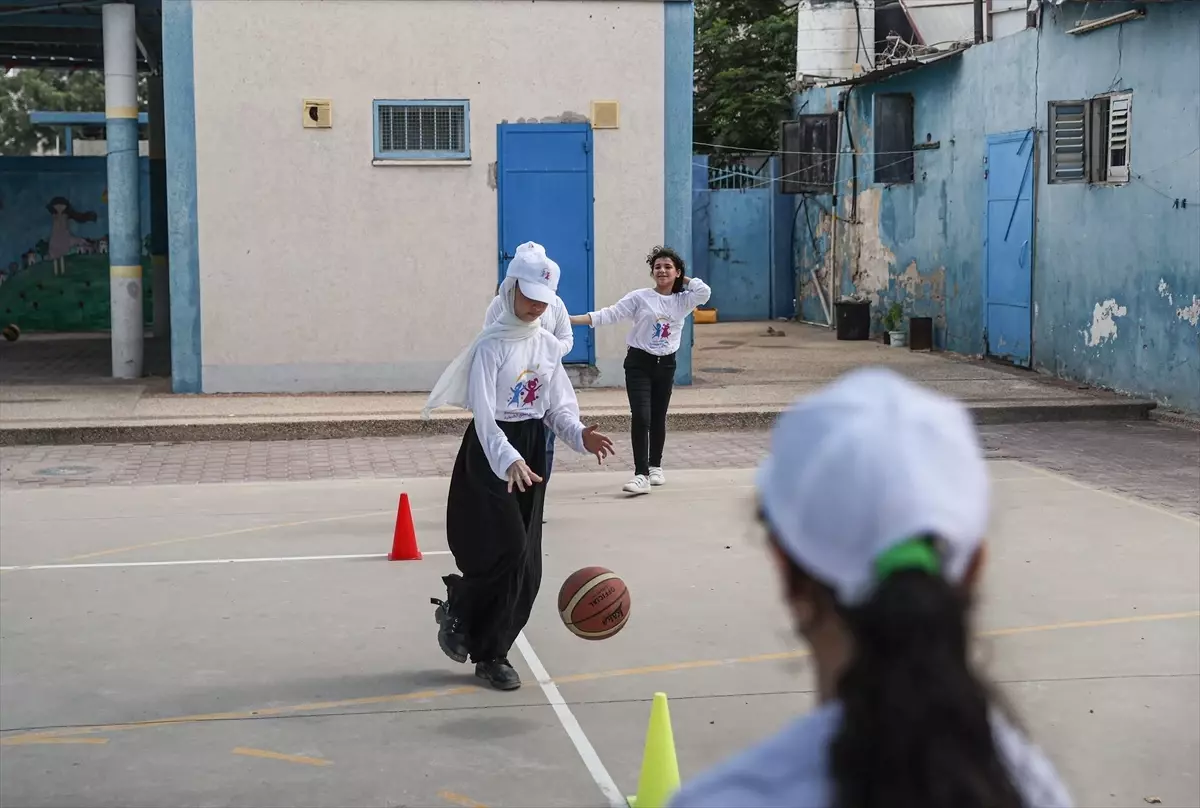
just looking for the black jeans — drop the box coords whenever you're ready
[624,347,676,477]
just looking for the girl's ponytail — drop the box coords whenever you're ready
[828,538,1026,808]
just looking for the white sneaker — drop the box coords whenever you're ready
[623,474,651,495]
[648,467,666,486]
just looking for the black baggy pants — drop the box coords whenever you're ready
[445,418,547,663]
[624,346,677,477]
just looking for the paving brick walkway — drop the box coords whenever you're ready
[2,422,1196,518]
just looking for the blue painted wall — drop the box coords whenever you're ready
[0,156,154,331]
[793,0,1200,411]
[1031,1,1199,410]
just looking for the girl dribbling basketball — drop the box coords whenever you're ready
[422,242,615,691]
[669,368,1073,808]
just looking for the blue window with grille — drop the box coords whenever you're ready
[372,99,471,161]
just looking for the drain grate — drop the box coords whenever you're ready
[699,367,743,374]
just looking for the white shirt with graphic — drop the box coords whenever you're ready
[483,293,573,359]
[588,277,711,356]
[467,329,587,480]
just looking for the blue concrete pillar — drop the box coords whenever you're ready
[103,1,143,378]
[665,1,695,386]
[148,72,170,340]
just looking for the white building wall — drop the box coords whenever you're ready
[190,0,665,392]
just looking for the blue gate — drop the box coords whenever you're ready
[691,156,787,321]
[496,123,594,365]
[983,130,1035,367]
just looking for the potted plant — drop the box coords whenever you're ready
[882,302,906,347]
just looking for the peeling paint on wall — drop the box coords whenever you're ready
[850,187,894,302]
[1158,278,1174,305]
[1177,295,1200,327]
[1083,299,1128,347]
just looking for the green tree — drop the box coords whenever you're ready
[0,68,147,156]
[694,0,798,154]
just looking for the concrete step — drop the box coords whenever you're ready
[0,398,1157,446]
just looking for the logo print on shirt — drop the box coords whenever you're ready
[508,370,542,408]
[652,319,672,340]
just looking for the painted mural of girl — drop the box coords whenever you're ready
[46,196,97,276]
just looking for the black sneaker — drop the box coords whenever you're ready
[431,575,468,664]
[475,658,521,691]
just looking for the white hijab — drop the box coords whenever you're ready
[421,275,541,419]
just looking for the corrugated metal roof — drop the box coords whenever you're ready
[815,45,969,89]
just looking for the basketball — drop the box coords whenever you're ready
[557,566,631,640]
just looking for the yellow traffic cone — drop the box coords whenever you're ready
[627,692,681,808]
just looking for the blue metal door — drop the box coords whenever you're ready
[984,130,1035,367]
[496,123,594,364]
[704,188,773,321]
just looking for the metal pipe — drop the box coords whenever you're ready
[103,1,143,379]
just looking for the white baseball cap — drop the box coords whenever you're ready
[755,367,990,606]
[506,241,560,305]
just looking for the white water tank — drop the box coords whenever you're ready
[796,0,876,83]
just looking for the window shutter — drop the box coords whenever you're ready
[781,114,839,194]
[873,94,915,184]
[1106,92,1132,183]
[1048,101,1088,183]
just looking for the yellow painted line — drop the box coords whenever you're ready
[109,265,142,279]
[105,105,140,119]
[2,611,1195,747]
[981,611,1200,639]
[555,611,1200,685]
[438,791,489,808]
[1,735,109,746]
[0,685,478,746]
[232,747,331,767]
[1020,462,1200,526]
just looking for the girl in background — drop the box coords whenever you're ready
[423,242,614,691]
[669,367,1072,808]
[570,246,710,496]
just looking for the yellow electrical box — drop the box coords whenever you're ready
[591,100,620,130]
[303,99,332,129]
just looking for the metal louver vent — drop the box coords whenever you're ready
[1049,101,1086,183]
[1106,92,1132,183]
[375,101,468,158]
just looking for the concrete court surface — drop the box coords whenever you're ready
[0,464,1198,808]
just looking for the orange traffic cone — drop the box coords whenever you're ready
[388,493,422,561]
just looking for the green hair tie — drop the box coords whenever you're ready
[874,538,941,581]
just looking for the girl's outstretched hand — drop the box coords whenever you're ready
[569,314,592,327]
[505,459,543,493]
[581,425,615,464]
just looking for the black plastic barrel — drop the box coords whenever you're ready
[835,301,871,341]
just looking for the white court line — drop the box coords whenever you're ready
[0,551,451,572]
[515,632,625,808]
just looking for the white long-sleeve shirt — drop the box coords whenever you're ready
[484,293,573,358]
[468,329,587,479]
[588,277,711,356]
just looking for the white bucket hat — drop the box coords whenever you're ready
[506,241,560,305]
[755,367,990,606]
